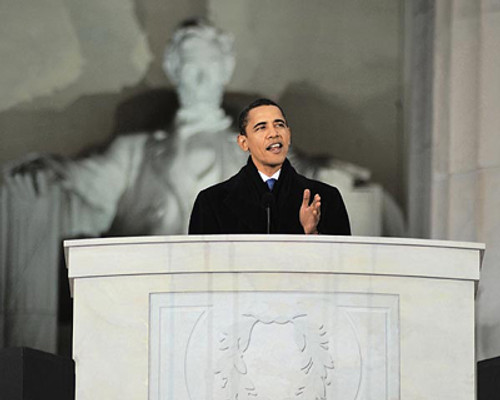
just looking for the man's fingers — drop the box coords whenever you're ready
[302,189,311,206]
[312,194,321,209]
[303,190,323,211]
[299,190,322,235]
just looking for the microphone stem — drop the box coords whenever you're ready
[266,206,271,234]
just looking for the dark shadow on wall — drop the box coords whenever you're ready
[278,81,403,206]
[0,101,103,171]
[112,88,178,135]
[278,81,369,159]
[0,84,151,169]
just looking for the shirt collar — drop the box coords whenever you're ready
[258,169,281,182]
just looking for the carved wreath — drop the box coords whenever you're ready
[214,312,334,400]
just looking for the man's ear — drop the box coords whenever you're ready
[237,134,249,152]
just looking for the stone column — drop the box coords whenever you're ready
[475,0,500,361]
[404,0,435,238]
[430,0,481,242]
[406,0,500,360]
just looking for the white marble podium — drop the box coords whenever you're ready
[64,235,483,400]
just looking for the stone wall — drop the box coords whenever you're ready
[405,0,500,360]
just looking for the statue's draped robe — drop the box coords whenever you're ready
[0,129,246,351]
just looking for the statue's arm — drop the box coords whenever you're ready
[64,134,147,208]
[59,134,147,234]
[2,133,148,236]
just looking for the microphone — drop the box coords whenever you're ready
[261,192,275,234]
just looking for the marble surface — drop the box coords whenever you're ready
[65,236,483,400]
[149,291,399,400]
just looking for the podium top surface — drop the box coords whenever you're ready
[64,235,484,284]
[64,234,485,251]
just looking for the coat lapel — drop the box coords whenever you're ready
[223,159,269,232]
[273,159,304,233]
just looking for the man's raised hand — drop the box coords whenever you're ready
[299,188,321,235]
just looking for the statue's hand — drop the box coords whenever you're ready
[4,153,67,195]
[299,189,321,235]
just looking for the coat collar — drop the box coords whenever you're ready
[223,157,297,232]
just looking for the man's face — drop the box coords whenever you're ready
[238,105,291,176]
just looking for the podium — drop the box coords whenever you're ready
[64,235,483,400]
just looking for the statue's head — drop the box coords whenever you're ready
[163,19,235,109]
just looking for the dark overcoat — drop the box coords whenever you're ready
[188,157,351,235]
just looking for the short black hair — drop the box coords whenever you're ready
[238,98,289,135]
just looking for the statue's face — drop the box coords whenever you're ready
[176,37,226,109]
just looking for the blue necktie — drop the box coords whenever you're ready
[266,178,277,191]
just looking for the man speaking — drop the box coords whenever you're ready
[188,98,351,235]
